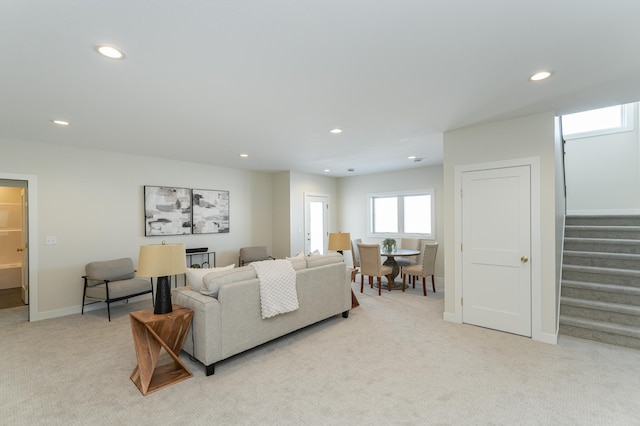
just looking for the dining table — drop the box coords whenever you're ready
[380,248,420,289]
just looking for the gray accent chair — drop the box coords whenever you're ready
[82,257,154,321]
[238,246,274,266]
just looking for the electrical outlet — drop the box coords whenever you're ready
[45,236,57,245]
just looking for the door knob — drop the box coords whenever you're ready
[521,256,528,263]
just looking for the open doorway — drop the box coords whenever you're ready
[0,180,28,310]
[304,194,329,255]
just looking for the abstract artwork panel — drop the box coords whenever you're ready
[192,189,229,234]
[144,186,192,236]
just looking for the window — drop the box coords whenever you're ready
[562,103,635,139]
[369,189,434,238]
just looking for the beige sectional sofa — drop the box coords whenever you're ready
[173,253,352,375]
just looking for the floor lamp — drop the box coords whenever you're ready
[137,243,187,314]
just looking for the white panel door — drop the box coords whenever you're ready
[304,195,328,255]
[462,165,531,336]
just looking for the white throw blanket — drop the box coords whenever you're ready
[251,259,299,319]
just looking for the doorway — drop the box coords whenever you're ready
[0,172,36,322]
[454,157,542,340]
[0,180,28,310]
[304,194,329,255]
[461,165,532,337]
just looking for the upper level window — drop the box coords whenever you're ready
[369,189,434,238]
[562,103,635,139]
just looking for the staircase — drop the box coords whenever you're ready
[559,215,640,349]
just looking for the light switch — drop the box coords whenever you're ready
[45,236,57,245]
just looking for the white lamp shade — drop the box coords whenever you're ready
[137,243,187,277]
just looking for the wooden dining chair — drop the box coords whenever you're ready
[357,243,393,296]
[402,241,438,296]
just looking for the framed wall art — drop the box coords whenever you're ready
[192,189,230,234]
[144,186,192,236]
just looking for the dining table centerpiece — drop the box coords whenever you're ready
[382,238,397,253]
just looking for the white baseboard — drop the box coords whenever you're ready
[443,312,460,323]
[36,294,153,321]
[534,331,558,345]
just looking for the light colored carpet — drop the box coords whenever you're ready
[1,281,639,425]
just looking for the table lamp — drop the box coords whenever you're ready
[137,243,187,314]
[328,232,351,255]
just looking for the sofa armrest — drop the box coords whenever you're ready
[172,287,222,366]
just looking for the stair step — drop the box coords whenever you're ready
[560,315,640,338]
[563,237,640,254]
[561,265,640,288]
[561,296,640,314]
[559,322,640,350]
[560,297,640,327]
[565,225,640,240]
[566,215,640,227]
[563,250,640,270]
[561,280,640,306]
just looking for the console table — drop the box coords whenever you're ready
[186,251,216,268]
[130,305,193,395]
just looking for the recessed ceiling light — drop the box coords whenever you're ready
[408,156,417,160]
[94,45,126,60]
[530,71,552,81]
[324,169,331,172]
[329,128,342,134]
[51,119,70,126]
[239,153,249,158]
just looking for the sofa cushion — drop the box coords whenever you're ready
[186,264,235,291]
[305,252,343,268]
[285,253,307,271]
[201,266,257,297]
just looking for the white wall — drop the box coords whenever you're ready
[564,109,640,214]
[0,137,273,319]
[443,112,558,339]
[271,172,291,259]
[337,166,444,277]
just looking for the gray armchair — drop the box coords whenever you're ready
[238,246,274,266]
[82,257,154,321]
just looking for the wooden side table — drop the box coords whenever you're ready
[130,305,193,395]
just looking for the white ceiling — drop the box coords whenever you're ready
[3,1,640,176]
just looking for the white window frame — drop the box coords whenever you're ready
[562,103,636,140]
[367,189,435,239]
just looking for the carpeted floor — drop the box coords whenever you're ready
[1,280,639,425]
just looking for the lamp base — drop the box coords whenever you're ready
[154,276,173,315]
